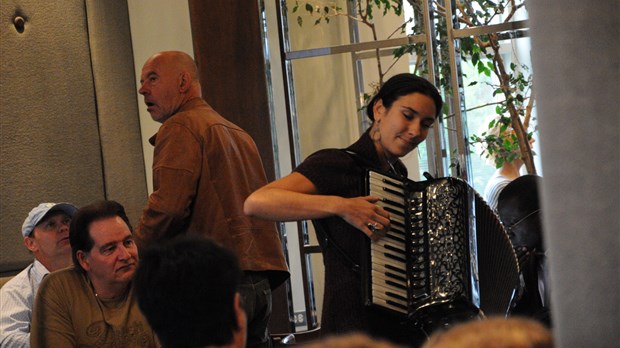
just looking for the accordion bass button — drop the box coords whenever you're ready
[412,280,426,288]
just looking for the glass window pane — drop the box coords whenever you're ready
[283,0,421,52]
[308,251,324,323]
[290,54,360,158]
[460,35,536,193]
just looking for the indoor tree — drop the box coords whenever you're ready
[290,0,536,174]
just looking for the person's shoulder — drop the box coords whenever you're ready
[295,148,358,178]
[166,104,245,136]
[40,267,82,290]
[171,99,227,124]
[484,173,511,193]
[304,148,351,162]
[0,263,34,295]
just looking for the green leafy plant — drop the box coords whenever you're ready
[454,0,536,174]
[470,114,533,168]
[290,0,536,174]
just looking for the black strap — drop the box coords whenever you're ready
[312,218,360,273]
[342,149,376,168]
[309,149,369,274]
[342,149,408,179]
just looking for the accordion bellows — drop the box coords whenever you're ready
[362,170,519,327]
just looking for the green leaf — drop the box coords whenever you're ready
[314,18,321,25]
[496,158,505,168]
[472,52,480,66]
[305,3,313,14]
[297,16,303,26]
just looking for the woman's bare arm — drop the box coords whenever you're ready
[244,172,390,240]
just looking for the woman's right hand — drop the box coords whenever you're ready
[338,195,391,241]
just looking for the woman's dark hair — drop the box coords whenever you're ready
[69,200,132,272]
[366,73,443,121]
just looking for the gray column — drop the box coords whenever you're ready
[527,1,619,346]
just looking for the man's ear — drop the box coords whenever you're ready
[24,236,37,253]
[179,72,191,93]
[234,292,247,329]
[77,250,90,271]
[231,292,248,348]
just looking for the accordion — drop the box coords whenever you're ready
[362,169,520,326]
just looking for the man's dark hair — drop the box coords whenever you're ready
[498,175,544,251]
[133,236,243,347]
[69,200,133,272]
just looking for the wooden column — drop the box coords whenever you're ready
[188,0,293,334]
[188,0,276,182]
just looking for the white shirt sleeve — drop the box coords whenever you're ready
[0,261,48,348]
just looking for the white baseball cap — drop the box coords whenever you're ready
[21,202,78,237]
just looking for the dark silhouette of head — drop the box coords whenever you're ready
[498,175,544,251]
[133,236,244,347]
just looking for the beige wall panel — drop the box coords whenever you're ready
[0,0,147,274]
[0,0,104,273]
[85,0,147,225]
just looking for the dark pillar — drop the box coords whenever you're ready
[188,0,293,334]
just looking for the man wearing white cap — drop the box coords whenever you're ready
[0,202,77,347]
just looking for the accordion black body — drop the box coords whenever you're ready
[362,169,520,327]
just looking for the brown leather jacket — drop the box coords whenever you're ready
[136,98,289,288]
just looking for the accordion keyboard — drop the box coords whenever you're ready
[368,171,430,314]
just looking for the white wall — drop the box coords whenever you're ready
[126,0,194,194]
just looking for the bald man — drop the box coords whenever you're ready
[136,51,289,348]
